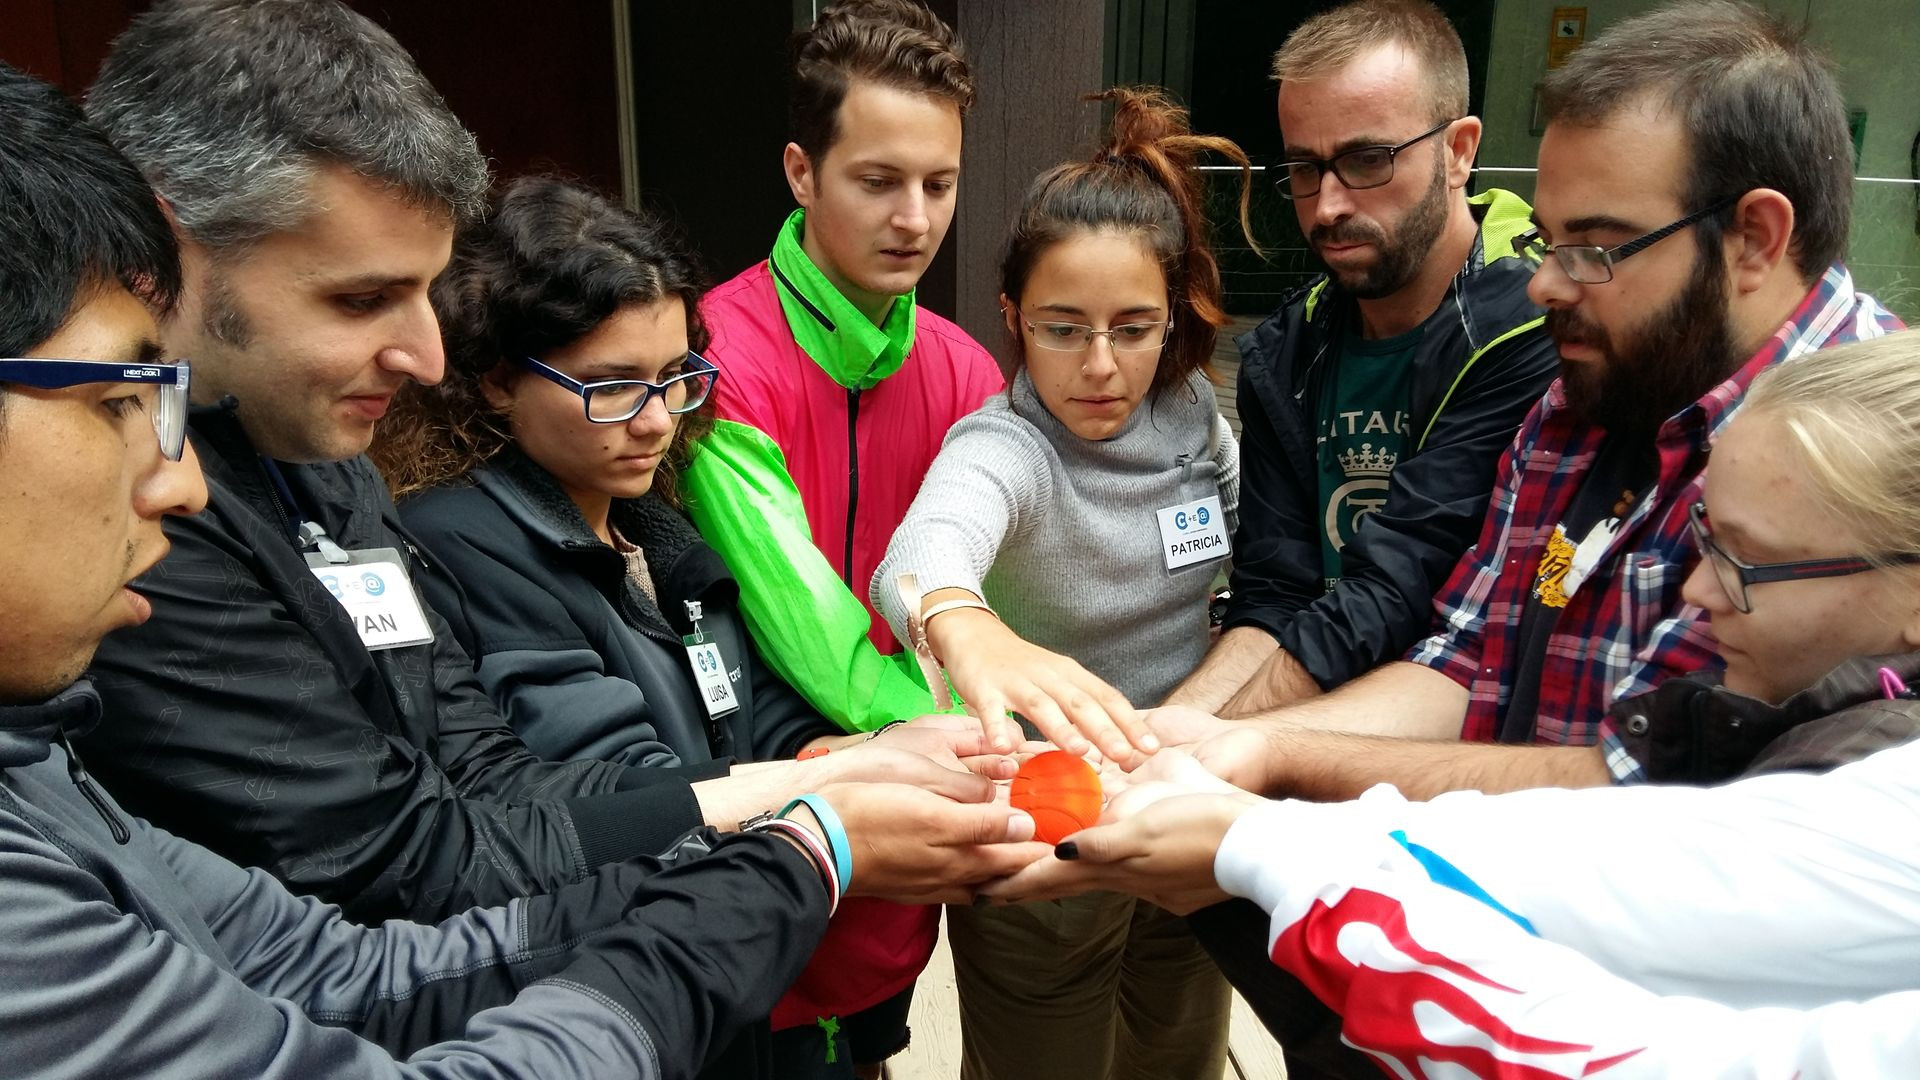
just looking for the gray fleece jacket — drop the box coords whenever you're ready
[2,680,827,1080]
[873,369,1240,706]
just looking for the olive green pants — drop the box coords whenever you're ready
[949,892,1230,1080]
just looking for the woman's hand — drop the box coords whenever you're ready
[928,605,1158,764]
[804,714,1020,780]
[976,750,1261,911]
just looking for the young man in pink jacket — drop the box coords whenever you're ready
[681,1,1001,1075]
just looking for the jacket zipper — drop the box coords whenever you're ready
[842,387,861,587]
[57,727,130,845]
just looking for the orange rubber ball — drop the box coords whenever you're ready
[1009,750,1104,845]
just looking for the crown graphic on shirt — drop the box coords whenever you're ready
[1337,442,1398,477]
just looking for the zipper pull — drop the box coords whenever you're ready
[1176,452,1194,481]
[403,537,432,573]
[56,728,130,845]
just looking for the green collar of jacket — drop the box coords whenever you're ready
[768,209,917,390]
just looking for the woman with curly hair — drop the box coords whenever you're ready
[375,174,1013,1078]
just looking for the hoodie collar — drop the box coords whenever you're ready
[768,209,917,390]
[0,680,104,769]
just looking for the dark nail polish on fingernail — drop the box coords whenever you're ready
[1055,841,1079,860]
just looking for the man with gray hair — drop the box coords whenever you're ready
[78,0,1004,951]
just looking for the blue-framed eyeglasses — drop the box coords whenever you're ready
[517,352,719,424]
[0,358,191,461]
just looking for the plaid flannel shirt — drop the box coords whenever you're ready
[1410,265,1900,759]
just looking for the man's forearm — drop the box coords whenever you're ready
[1164,626,1278,711]
[1246,728,1611,802]
[1244,660,1468,739]
[692,759,829,831]
[1220,647,1323,717]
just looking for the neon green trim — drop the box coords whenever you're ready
[1468,187,1536,268]
[1417,315,1546,450]
[1301,278,1331,323]
[681,419,955,731]
[769,209,915,390]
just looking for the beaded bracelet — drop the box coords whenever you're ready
[781,793,854,893]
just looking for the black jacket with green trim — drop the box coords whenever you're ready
[1225,188,1559,690]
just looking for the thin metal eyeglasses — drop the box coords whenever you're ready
[1513,196,1738,285]
[1274,118,1457,200]
[1687,501,1920,614]
[518,352,719,423]
[0,357,191,461]
[1017,314,1172,353]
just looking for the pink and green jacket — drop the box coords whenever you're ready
[685,209,1002,733]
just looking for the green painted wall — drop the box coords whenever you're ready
[1478,0,1920,320]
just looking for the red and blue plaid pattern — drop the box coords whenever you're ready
[1410,265,1901,755]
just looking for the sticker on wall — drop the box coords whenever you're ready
[1547,7,1587,69]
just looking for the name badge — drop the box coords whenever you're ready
[306,546,435,651]
[684,637,740,719]
[1156,495,1232,572]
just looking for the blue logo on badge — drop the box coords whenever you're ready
[1174,510,1190,530]
[697,650,714,673]
[361,572,386,596]
[1196,505,1211,527]
[319,574,342,599]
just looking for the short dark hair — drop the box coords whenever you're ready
[1272,0,1469,126]
[1540,0,1850,283]
[0,62,180,360]
[789,0,975,162]
[372,176,712,503]
[1000,88,1255,395]
[87,0,489,254]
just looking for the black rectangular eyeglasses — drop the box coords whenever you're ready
[0,357,191,461]
[1513,196,1738,285]
[1275,119,1456,200]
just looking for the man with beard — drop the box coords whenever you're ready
[1152,7,1899,1074]
[1166,0,1557,717]
[1160,0,1899,820]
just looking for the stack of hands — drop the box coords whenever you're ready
[790,703,1269,912]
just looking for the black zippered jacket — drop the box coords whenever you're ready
[1225,189,1559,689]
[398,447,833,770]
[81,402,723,923]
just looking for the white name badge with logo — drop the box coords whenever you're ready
[684,638,740,719]
[307,548,435,651]
[1156,494,1232,572]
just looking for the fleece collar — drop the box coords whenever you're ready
[0,680,103,769]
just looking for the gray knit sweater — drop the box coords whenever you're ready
[872,368,1240,707]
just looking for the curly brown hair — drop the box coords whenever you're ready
[371,175,712,502]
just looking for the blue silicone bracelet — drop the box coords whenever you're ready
[781,794,853,892]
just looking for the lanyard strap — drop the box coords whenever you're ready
[259,457,351,564]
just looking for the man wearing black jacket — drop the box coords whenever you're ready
[78,0,993,933]
[1167,0,1555,715]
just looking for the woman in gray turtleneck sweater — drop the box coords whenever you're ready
[871,88,1254,1080]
